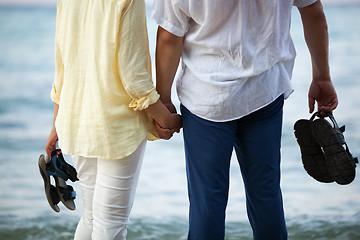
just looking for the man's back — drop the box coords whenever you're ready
[152,0,301,121]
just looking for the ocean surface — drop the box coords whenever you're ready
[0,3,360,240]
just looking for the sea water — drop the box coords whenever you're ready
[0,3,359,240]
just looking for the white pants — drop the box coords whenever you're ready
[72,139,146,240]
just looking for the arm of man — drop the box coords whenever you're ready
[155,27,184,107]
[154,27,184,139]
[298,0,338,113]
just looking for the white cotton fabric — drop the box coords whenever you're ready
[72,139,146,240]
[151,0,317,122]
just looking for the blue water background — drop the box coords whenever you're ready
[0,3,360,239]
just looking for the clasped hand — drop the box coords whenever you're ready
[154,101,182,140]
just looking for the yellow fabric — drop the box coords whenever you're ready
[51,0,160,160]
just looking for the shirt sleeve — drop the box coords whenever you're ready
[293,0,318,8]
[117,0,160,111]
[50,24,64,105]
[151,0,190,37]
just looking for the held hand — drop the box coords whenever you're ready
[147,99,182,139]
[154,114,182,140]
[45,127,58,157]
[308,80,338,113]
[155,100,181,140]
[162,100,182,132]
[171,113,182,133]
[162,100,177,114]
[154,120,175,140]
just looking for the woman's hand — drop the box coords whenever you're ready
[45,126,58,157]
[154,114,182,140]
[154,120,175,140]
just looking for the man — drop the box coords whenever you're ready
[152,0,338,239]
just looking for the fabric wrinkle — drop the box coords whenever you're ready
[52,0,159,160]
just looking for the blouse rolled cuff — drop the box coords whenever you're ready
[50,83,60,104]
[129,89,160,111]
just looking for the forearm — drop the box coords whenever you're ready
[46,103,59,156]
[52,103,59,127]
[298,1,330,80]
[155,27,184,103]
[299,1,338,113]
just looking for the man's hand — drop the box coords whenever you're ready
[154,120,176,140]
[154,100,181,140]
[308,80,338,113]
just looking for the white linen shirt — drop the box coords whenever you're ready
[151,0,317,122]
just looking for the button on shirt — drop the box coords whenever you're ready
[52,0,159,160]
[151,0,317,122]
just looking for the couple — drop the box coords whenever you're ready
[45,0,338,239]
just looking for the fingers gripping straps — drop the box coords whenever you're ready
[47,149,79,182]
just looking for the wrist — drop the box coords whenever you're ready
[312,71,331,82]
[312,63,330,81]
[159,96,172,104]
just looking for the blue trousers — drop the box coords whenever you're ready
[181,95,287,240]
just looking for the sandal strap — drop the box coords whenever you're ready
[50,185,60,205]
[312,111,358,166]
[46,149,79,182]
[310,111,346,145]
[59,185,76,200]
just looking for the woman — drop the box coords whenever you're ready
[45,0,181,239]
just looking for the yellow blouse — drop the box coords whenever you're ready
[51,0,159,160]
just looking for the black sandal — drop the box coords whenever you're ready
[55,176,76,211]
[38,149,78,212]
[48,149,78,182]
[294,111,358,185]
[294,116,333,183]
[311,112,358,185]
[38,154,61,212]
